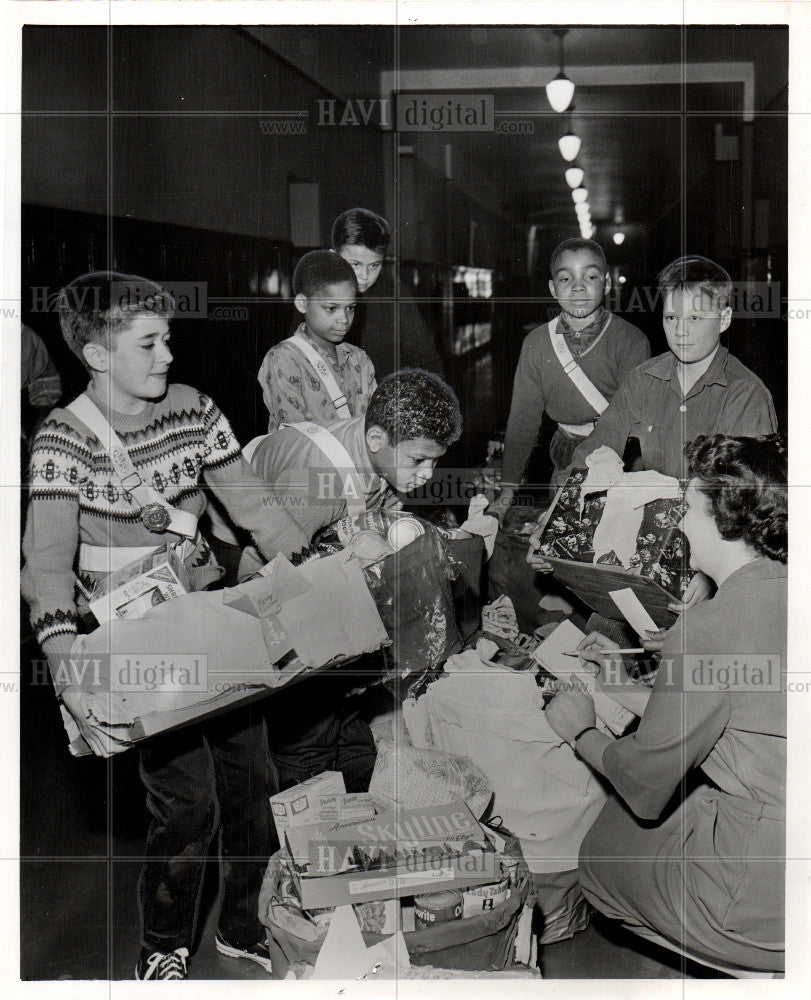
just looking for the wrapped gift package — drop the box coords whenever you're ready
[537,468,696,626]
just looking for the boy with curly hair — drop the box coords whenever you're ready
[247,368,461,790]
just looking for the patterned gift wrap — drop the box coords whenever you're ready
[538,469,694,601]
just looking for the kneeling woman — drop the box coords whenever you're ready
[545,433,786,972]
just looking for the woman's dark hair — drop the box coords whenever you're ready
[331,208,391,254]
[685,433,787,563]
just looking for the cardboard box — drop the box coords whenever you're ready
[225,552,389,668]
[270,772,346,841]
[286,801,498,908]
[88,545,190,625]
[289,852,499,910]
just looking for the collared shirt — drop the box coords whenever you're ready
[557,307,610,358]
[603,557,786,819]
[501,312,650,486]
[258,323,377,433]
[249,415,396,543]
[569,345,778,479]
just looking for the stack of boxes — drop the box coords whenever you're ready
[268,771,527,957]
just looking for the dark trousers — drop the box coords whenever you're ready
[266,673,377,793]
[137,704,277,954]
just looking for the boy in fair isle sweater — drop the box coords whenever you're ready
[21,271,308,980]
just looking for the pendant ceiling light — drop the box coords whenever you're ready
[546,28,575,113]
[558,108,581,162]
[572,186,588,204]
[565,165,584,188]
[558,132,580,161]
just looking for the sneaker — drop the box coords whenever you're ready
[135,947,190,980]
[215,932,273,973]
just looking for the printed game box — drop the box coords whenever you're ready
[88,544,190,625]
[285,801,498,908]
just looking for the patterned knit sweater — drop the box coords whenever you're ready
[21,382,308,647]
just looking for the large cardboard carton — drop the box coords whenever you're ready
[286,801,498,908]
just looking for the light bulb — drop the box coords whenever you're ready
[546,74,575,114]
[572,187,588,204]
[613,232,625,245]
[575,203,590,218]
[565,166,584,188]
[558,133,581,161]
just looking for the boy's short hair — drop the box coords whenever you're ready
[292,250,358,298]
[57,271,175,361]
[365,369,462,447]
[549,238,607,275]
[331,208,391,255]
[657,255,733,311]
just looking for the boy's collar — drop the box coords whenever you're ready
[297,323,351,359]
[648,344,729,386]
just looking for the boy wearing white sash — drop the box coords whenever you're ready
[21,272,308,980]
[247,370,462,791]
[209,251,378,572]
[492,238,649,520]
[257,250,376,432]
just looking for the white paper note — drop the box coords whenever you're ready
[533,620,637,734]
[531,618,585,677]
[609,587,659,638]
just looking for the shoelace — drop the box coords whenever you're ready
[144,947,189,979]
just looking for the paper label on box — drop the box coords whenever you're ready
[609,587,659,637]
[462,879,509,918]
[349,869,454,894]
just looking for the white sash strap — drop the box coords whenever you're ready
[78,535,198,574]
[78,543,161,573]
[284,421,369,519]
[285,335,352,419]
[548,315,611,429]
[557,420,596,438]
[243,434,268,462]
[67,393,198,539]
